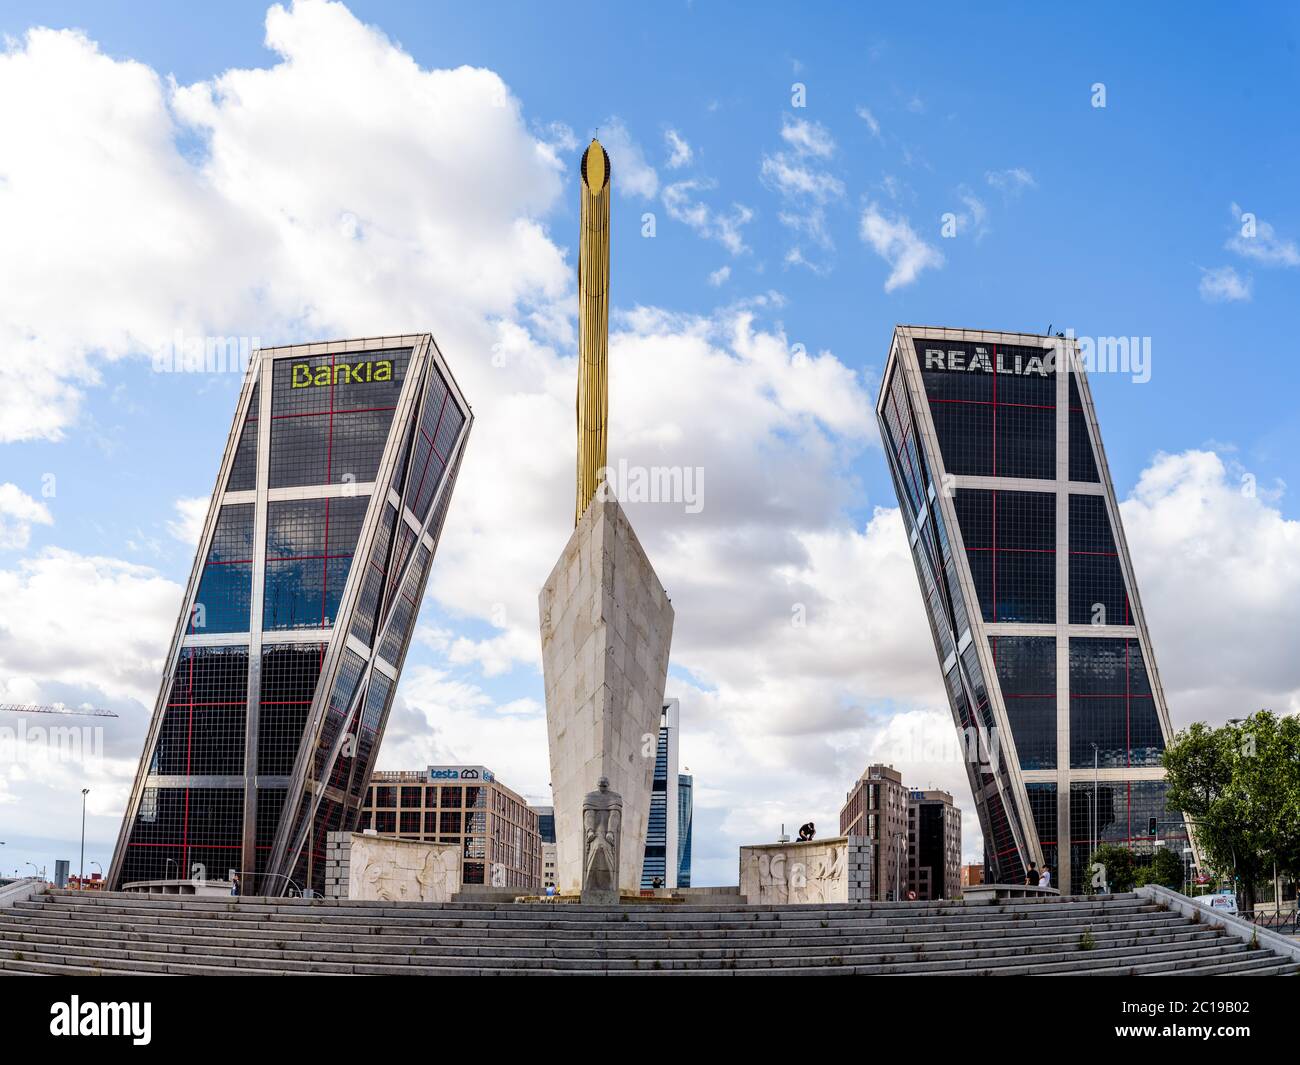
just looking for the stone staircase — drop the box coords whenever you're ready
[0,889,1296,976]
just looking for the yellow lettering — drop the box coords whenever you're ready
[289,357,394,389]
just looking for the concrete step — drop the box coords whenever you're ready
[1,902,1185,940]
[40,888,1151,918]
[24,895,1166,933]
[0,913,1209,960]
[7,890,1291,977]
[0,928,1263,975]
[0,912,1200,956]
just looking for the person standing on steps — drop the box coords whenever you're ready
[1025,862,1039,886]
[1039,865,1052,890]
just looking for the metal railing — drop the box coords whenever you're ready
[1237,907,1299,936]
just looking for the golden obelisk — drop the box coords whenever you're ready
[575,138,611,525]
[540,135,675,896]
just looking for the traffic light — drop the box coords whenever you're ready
[1148,817,1157,835]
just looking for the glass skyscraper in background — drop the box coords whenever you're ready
[108,335,471,896]
[877,326,1191,893]
[676,772,692,888]
[641,699,692,889]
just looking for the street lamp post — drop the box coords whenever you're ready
[79,788,89,891]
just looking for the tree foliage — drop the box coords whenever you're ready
[1135,846,1183,890]
[1085,843,1136,894]
[1162,710,1300,912]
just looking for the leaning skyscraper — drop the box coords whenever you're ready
[877,326,1190,893]
[109,335,471,896]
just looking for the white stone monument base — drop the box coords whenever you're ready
[739,836,871,905]
[540,497,675,894]
[326,832,461,903]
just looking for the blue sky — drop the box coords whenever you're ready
[1,1,1298,884]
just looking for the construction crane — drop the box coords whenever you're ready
[0,703,119,719]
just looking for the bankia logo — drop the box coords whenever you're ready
[290,358,394,388]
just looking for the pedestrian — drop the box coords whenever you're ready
[230,874,240,897]
[1025,862,1039,886]
[1039,865,1052,890]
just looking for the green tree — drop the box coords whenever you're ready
[1163,711,1300,912]
[1085,843,1136,894]
[1135,847,1183,890]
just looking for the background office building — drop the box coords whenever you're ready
[109,335,472,896]
[676,772,693,888]
[641,699,693,889]
[360,766,541,890]
[907,789,962,900]
[877,326,1190,892]
[531,804,557,893]
[839,764,909,901]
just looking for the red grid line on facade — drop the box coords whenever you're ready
[270,406,397,422]
[1070,693,1154,700]
[929,399,1056,411]
[183,651,193,871]
[325,351,336,484]
[321,498,331,627]
[262,553,355,563]
[409,386,451,519]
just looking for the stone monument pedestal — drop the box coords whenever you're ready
[540,496,674,895]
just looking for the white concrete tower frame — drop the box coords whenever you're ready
[108,335,472,894]
[877,325,1193,891]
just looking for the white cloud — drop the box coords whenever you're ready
[0,484,53,550]
[954,187,989,240]
[1122,451,1300,723]
[664,127,692,169]
[595,117,658,199]
[707,265,731,287]
[855,104,882,139]
[986,167,1037,195]
[783,246,830,275]
[0,1,569,443]
[859,202,944,291]
[1199,265,1252,303]
[378,667,550,801]
[165,496,208,545]
[1227,202,1300,267]
[778,207,832,250]
[0,549,179,707]
[760,153,845,203]
[661,179,754,255]
[779,115,835,159]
